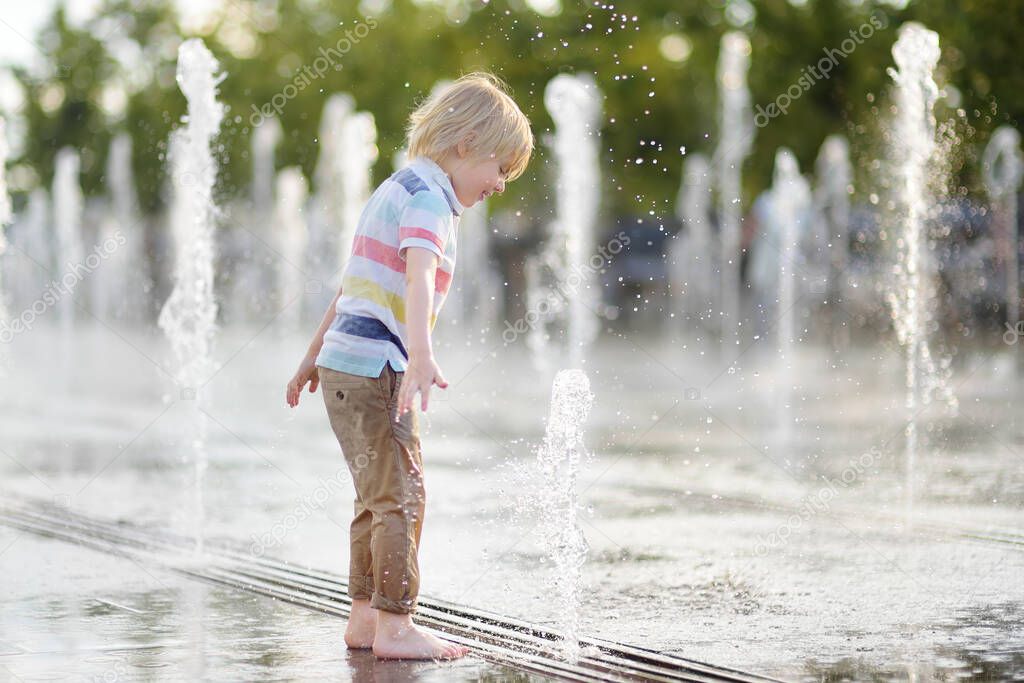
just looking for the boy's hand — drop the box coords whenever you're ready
[396,355,448,421]
[286,356,320,408]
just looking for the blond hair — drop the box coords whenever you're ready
[407,72,534,182]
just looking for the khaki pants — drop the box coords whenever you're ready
[318,363,425,614]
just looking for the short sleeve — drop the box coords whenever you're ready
[397,191,453,262]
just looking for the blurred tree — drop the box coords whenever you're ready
[3,0,1020,220]
[11,6,121,197]
[904,0,1024,191]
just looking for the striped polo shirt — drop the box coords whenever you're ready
[315,156,465,378]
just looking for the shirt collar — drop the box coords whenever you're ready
[409,156,467,216]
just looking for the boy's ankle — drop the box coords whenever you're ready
[375,609,414,632]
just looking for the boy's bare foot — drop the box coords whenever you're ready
[344,599,377,649]
[372,611,469,660]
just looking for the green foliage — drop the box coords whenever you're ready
[11,6,119,197]
[3,0,1020,219]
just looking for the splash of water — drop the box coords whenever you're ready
[524,255,553,374]
[338,109,378,275]
[772,149,812,369]
[251,114,282,215]
[311,94,353,295]
[0,117,11,374]
[981,126,1023,343]
[516,74,603,662]
[534,369,594,661]
[157,38,225,553]
[670,153,717,330]
[221,115,280,326]
[813,135,853,350]
[53,147,83,338]
[451,196,493,330]
[539,73,602,370]
[306,94,376,323]
[885,22,957,525]
[716,31,754,354]
[93,133,144,322]
[0,118,10,229]
[314,94,353,201]
[768,150,811,458]
[108,133,138,235]
[274,167,309,330]
[5,189,49,319]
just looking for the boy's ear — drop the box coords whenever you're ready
[457,131,477,158]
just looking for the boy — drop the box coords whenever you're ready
[286,73,533,660]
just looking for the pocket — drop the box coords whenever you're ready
[386,366,405,402]
[320,370,374,401]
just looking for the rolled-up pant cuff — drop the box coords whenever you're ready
[349,576,375,601]
[371,592,417,614]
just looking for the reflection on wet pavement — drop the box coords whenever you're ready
[0,535,544,681]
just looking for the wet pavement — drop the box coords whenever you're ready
[0,534,542,681]
[1,322,1023,681]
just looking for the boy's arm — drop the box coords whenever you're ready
[404,249,436,358]
[397,248,448,418]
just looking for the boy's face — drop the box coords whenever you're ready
[448,152,510,208]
